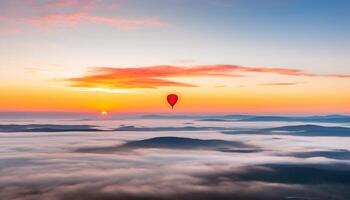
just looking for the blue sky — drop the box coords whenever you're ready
[1,0,349,72]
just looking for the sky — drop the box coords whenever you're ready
[0,0,349,114]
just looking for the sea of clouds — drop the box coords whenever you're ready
[1,117,350,200]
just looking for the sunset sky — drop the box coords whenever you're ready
[1,0,349,114]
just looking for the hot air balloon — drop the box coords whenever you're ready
[167,94,178,109]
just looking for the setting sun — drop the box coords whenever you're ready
[101,111,108,115]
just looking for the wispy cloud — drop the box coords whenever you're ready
[259,82,299,86]
[40,0,97,10]
[27,12,167,29]
[0,0,168,32]
[66,64,350,90]
[0,26,20,34]
[174,59,196,64]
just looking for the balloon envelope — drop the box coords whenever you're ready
[167,94,178,108]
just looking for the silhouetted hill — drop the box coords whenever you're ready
[123,137,249,149]
[265,124,350,136]
[115,125,232,131]
[144,114,350,123]
[141,114,253,120]
[240,115,350,123]
[197,119,230,122]
[223,124,350,137]
[0,124,103,132]
[289,149,350,160]
[77,136,257,153]
[235,163,350,184]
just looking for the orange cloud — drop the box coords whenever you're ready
[66,65,350,89]
[67,65,233,89]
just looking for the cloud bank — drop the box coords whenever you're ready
[1,117,350,200]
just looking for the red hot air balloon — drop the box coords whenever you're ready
[167,94,178,109]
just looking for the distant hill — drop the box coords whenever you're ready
[141,114,350,123]
[265,124,350,136]
[236,163,350,184]
[77,136,257,153]
[240,115,350,123]
[289,149,350,160]
[223,124,350,137]
[197,119,230,122]
[114,125,232,131]
[141,114,254,120]
[140,115,200,119]
[0,124,103,132]
[121,137,250,149]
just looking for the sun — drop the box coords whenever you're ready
[101,111,108,115]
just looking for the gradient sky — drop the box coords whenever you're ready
[0,0,349,114]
